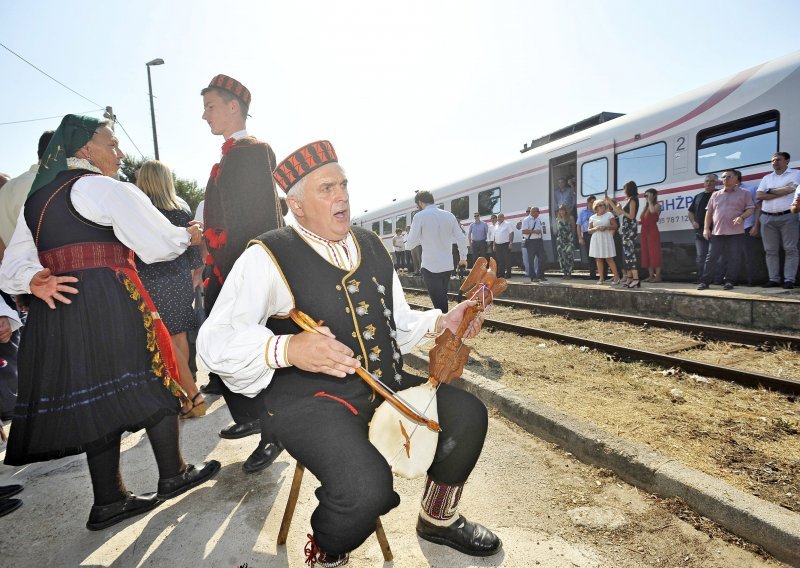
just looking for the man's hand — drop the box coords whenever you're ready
[30,268,79,309]
[439,300,483,339]
[703,228,711,240]
[287,327,361,378]
[187,223,203,246]
[0,317,12,343]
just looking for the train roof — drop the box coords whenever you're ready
[353,50,800,225]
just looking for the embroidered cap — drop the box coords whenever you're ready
[203,74,251,107]
[273,140,338,193]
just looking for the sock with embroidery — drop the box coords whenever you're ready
[304,534,350,567]
[419,475,464,526]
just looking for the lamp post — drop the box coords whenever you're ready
[146,58,165,160]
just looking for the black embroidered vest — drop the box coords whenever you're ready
[255,226,408,409]
[24,170,118,250]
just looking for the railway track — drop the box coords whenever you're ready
[405,296,800,396]
[402,286,800,350]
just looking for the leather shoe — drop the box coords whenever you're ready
[86,492,162,530]
[416,514,502,557]
[157,461,221,499]
[200,382,223,395]
[242,442,284,474]
[219,420,260,439]
[0,484,23,499]
[0,498,22,518]
[763,281,782,288]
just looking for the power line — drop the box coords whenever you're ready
[1,42,147,158]
[115,119,146,158]
[0,108,104,126]
[0,42,102,108]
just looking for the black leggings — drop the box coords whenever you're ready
[270,381,488,555]
[85,414,184,505]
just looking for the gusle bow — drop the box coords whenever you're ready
[289,308,442,432]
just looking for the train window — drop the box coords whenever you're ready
[581,158,608,196]
[371,221,380,234]
[395,214,407,231]
[382,218,392,235]
[696,111,779,175]
[451,196,469,220]
[477,187,501,215]
[616,142,666,190]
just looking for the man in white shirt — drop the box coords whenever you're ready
[756,152,800,289]
[197,141,501,565]
[521,207,546,282]
[405,191,467,312]
[492,213,514,278]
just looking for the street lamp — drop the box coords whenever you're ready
[146,58,165,160]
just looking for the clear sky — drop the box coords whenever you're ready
[1,0,798,216]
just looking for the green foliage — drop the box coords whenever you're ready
[121,154,205,214]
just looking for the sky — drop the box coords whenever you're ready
[2,0,799,218]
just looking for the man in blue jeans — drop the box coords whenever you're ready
[688,174,721,283]
[405,190,467,312]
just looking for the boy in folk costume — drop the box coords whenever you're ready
[199,74,284,472]
[197,141,502,565]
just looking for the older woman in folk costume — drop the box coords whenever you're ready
[0,115,220,530]
[197,141,502,565]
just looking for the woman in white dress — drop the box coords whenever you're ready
[588,201,620,284]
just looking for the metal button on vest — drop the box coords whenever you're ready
[352,332,357,337]
[345,307,350,313]
[336,285,342,291]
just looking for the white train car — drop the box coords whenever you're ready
[352,51,800,277]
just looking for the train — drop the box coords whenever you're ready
[352,51,800,277]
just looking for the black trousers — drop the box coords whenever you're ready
[421,268,451,313]
[471,240,488,263]
[525,239,545,279]
[495,242,511,278]
[270,380,488,555]
[701,234,743,285]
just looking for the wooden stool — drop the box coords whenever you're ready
[277,462,393,561]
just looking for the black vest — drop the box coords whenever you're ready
[256,226,409,409]
[24,170,116,250]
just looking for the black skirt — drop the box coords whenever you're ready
[4,267,180,466]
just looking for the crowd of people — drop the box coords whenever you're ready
[0,74,504,565]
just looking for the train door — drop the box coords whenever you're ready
[548,151,577,263]
[577,140,615,274]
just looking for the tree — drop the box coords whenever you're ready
[121,154,204,214]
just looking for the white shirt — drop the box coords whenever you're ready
[0,298,21,334]
[487,223,496,243]
[404,204,467,273]
[0,164,38,246]
[493,220,514,244]
[194,200,205,223]
[196,225,441,397]
[520,215,543,240]
[0,175,192,295]
[757,169,800,213]
[391,234,405,252]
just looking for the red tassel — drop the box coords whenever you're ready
[217,229,227,247]
[210,163,221,183]
[221,137,236,156]
[202,278,210,288]
[205,253,214,266]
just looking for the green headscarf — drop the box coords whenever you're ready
[29,114,103,196]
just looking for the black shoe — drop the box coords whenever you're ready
[242,442,284,474]
[723,282,734,290]
[784,282,795,289]
[763,281,782,288]
[0,498,22,518]
[697,283,709,290]
[219,420,260,439]
[0,484,23,499]
[530,278,538,283]
[417,515,502,557]
[200,382,224,395]
[157,461,221,499]
[86,492,162,530]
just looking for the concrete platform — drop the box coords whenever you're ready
[401,273,800,334]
